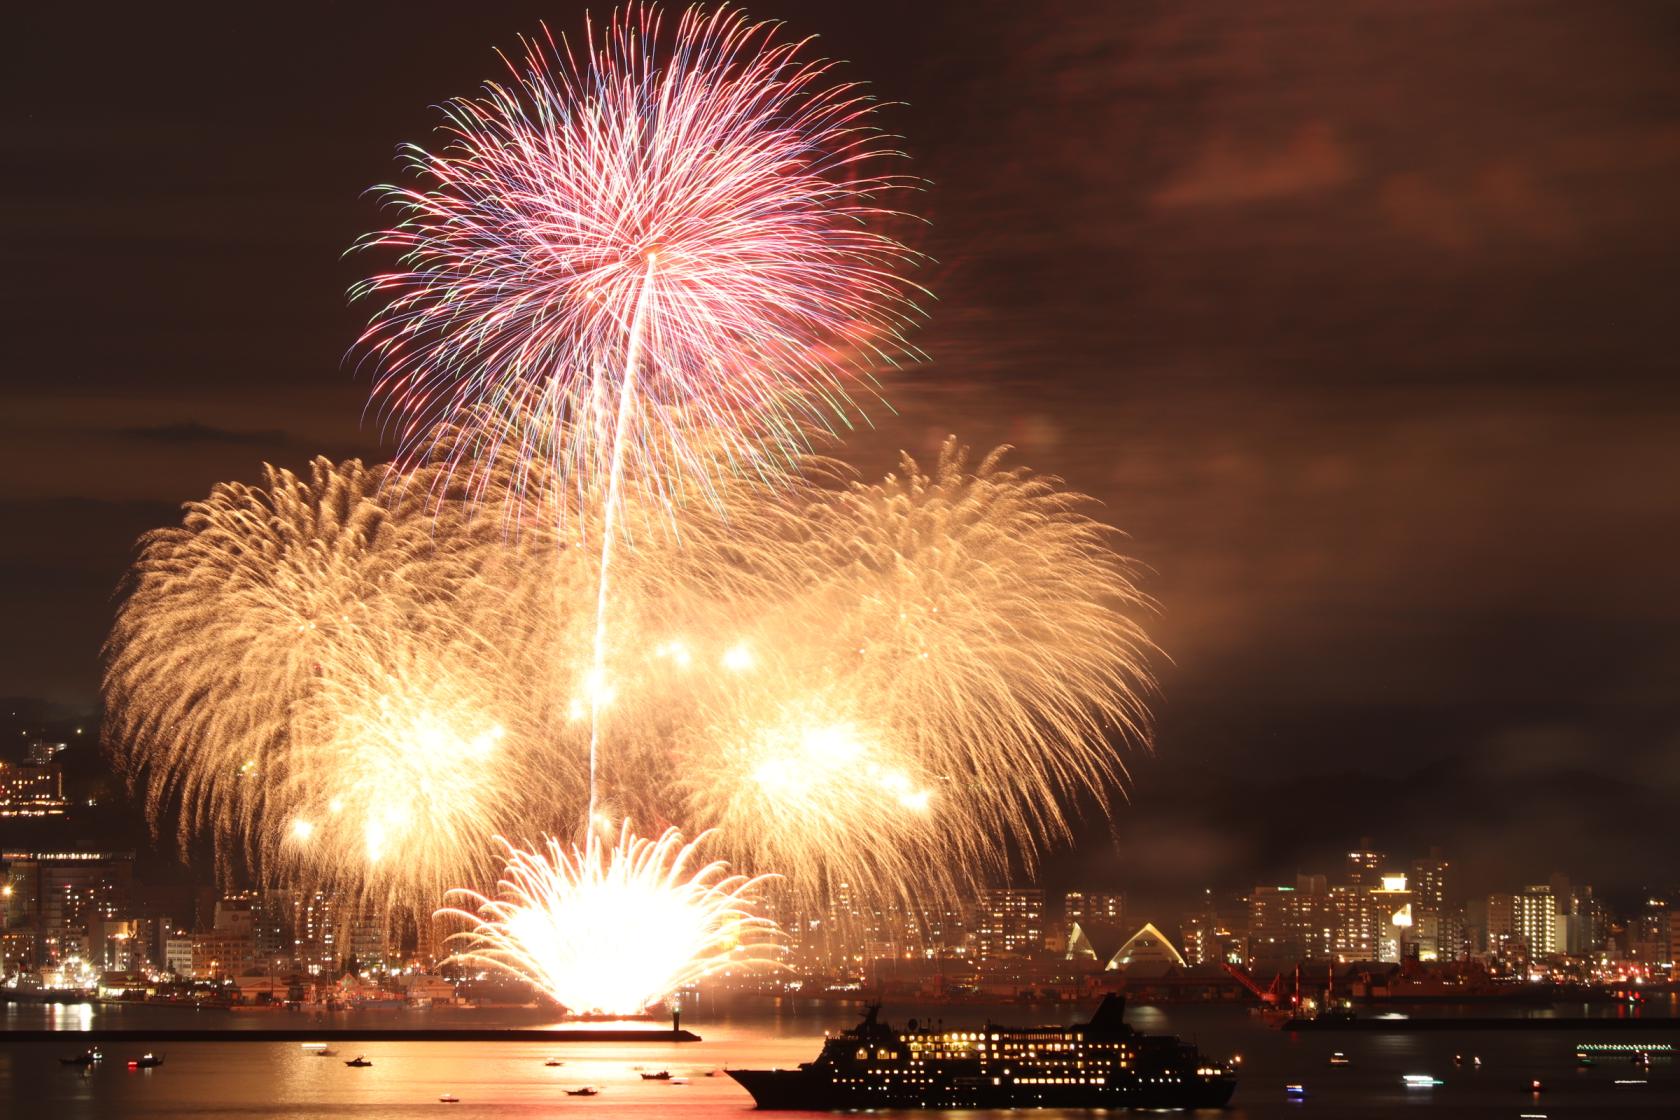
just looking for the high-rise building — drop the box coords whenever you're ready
[1064,891,1125,925]
[1413,906,1466,963]
[348,907,389,970]
[1373,875,1413,962]
[289,890,340,974]
[1328,886,1381,961]
[974,888,1044,961]
[1345,841,1386,888]
[0,850,134,969]
[1629,895,1673,966]
[1512,885,1564,959]
[1249,880,1332,962]
[1410,850,1450,912]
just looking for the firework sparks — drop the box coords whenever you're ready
[102,457,428,861]
[439,823,779,1016]
[353,4,923,514]
[104,438,1152,927]
[660,439,1154,904]
[101,455,572,918]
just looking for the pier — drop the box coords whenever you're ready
[0,1027,701,1044]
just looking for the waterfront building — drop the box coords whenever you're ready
[1179,892,1247,967]
[190,927,255,979]
[1413,906,1466,963]
[1065,919,1128,967]
[1111,922,1187,973]
[0,850,134,969]
[1249,879,1332,963]
[348,906,390,969]
[164,929,194,977]
[1628,895,1673,966]
[289,889,340,973]
[1372,875,1413,963]
[1513,884,1565,959]
[1328,885,1380,961]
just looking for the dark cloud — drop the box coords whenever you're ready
[115,421,294,446]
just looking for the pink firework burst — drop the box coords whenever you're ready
[354,4,923,512]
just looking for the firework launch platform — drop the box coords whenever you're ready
[0,1026,702,1044]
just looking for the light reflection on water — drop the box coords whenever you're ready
[3,999,1680,1118]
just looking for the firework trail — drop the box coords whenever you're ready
[355,5,923,827]
[439,823,779,1015]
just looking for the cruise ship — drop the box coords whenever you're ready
[728,995,1237,1110]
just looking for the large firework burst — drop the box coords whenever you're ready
[101,456,560,916]
[353,4,922,514]
[662,439,1154,903]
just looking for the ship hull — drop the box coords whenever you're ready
[727,1068,1237,1110]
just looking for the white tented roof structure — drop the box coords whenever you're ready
[1107,922,1188,973]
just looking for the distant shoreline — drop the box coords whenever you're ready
[1284,1016,1680,1032]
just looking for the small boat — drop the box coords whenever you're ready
[1402,1074,1442,1088]
[129,1053,165,1070]
[670,1077,690,1085]
[1575,1052,1596,1068]
[1285,1083,1307,1097]
[345,1056,374,1068]
[1473,1056,1483,1069]
[1328,1052,1350,1067]
[1530,1078,1545,1093]
[640,1070,672,1081]
[566,1086,599,1097]
[60,1048,103,1067]
[544,1058,564,1067]
[439,1094,460,1103]
[703,1069,721,1077]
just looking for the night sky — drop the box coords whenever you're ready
[7,1,1678,903]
